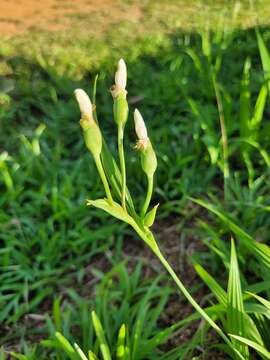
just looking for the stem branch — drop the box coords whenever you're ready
[95,155,113,204]
[141,175,153,216]
[153,244,244,360]
[118,126,126,210]
[130,222,244,360]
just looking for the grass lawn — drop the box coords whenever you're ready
[2,0,270,358]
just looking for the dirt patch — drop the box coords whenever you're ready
[0,0,141,38]
[2,0,270,40]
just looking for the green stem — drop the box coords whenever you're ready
[153,246,222,333]
[154,245,245,360]
[130,222,245,360]
[94,155,113,204]
[141,175,153,217]
[118,126,126,210]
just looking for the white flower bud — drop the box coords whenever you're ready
[115,58,127,91]
[134,109,148,140]
[74,89,93,120]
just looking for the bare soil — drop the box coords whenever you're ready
[0,0,141,38]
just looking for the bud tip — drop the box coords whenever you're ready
[115,58,127,91]
[74,88,92,120]
[134,109,148,141]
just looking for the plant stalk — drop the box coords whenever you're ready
[94,155,113,204]
[154,243,245,360]
[118,125,126,210]
[141,175,153,216]
[130,221,245,360]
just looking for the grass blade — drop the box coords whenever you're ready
[194,262,227,306]
[91,311,112,360]
[257,30,270,86]
[239,57,251,141]
[116,324,127,360]
[229,335,270,359]
[192,198,270,270]
[55,332,79,360]
[227,239,248,358]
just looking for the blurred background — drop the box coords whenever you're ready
[2,0,270,358]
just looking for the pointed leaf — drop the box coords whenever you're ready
[250,84,268,131]
[88,351,99,360]
[55,332,79,360]
[239,57,251,140]
[73,343,88,360]
[257,30,270,86]
[87,199,134,226]
[229,335,270,359]
[192,198,270,269]
[227,239,249,358]
[91,311,112,360]
[116,324,126,360]
[194,262,227,306]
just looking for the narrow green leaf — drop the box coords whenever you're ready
[239,57,251,140]
[53,296,62,331]
[9,354,28,360]
[74,343,88,360]
[257,30,270,86]
[194,262,227,306]
[91,311,112,360]
[250,84,268,131]
[88,351,99,360]
[192,198,270,269]
[246,291,270,312]
[0,348,6,360]
[116,324,126,360]
[55,332,79,360]
[92,74,99,118]
[229,334,270,359]
[227,239,249,358]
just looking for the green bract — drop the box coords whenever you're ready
[140,141,157,178]
[113,90,129,128]
[80,117,103,159]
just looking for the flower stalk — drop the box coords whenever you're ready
[111,59,129,210]
[75,89,113,204]
[134,109,157,216]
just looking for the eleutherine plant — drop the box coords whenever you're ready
[74,59,244,359]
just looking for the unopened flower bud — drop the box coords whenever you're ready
[113,92,128,127]
[133,110,157,177]
[111,59,128,100]
[80,120,103,159]
[134,109,149,150]
[134,109,148,140]
[74,89,93,120]
[140,141,157,177]
[75,89,102,159]
[111,59,129,127]
[115,59,127,91]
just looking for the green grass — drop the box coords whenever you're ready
[2,0,270,358]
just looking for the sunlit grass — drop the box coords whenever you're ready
[2,1,270,358]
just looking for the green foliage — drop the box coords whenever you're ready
[194,238,270,359]
[7,262,204,359]
[2,3,270,358]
